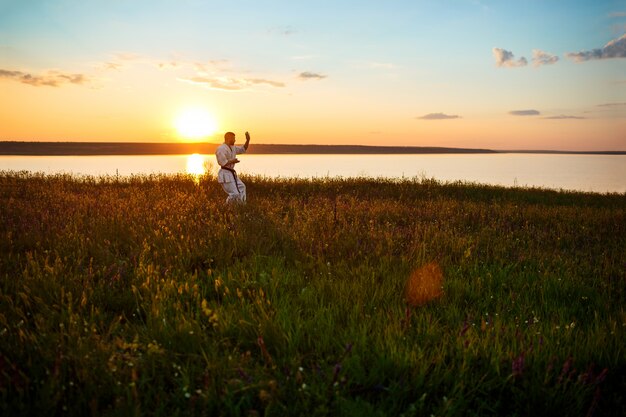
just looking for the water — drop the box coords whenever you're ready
[1,153,624,193]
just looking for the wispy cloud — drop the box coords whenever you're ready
[99,52,173,71]
[298,71,326,80]
[492,48,528,67]
[0,68,90,87]
[268,26,296,36]
[104,52,229,73]
[99,51,286,92]
[509,109,540,116]
[193,60,230,72]
[416,113,460,120]
[543,115,585,119]
[597,102,626,107]
[608,11,626,17]
[102,62,123,71]
[565,34,626,62]
[248,78,285,87]
[180,76,284,91]
[532,49,559,67]
[157,61,181,70]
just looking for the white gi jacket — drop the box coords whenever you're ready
[215,143,246,183]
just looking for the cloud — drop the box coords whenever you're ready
[298,71,326,80]
[492,48,528,67]
[268,26,296,36]
[509,109,540,116]
[608,11,626,17]
[565,34,626,62]
[102,62,123,71]
[0,68,90,87]
[157,61,181,70]
[417,113,460,120]
[532,49,559,67]
[180,76,284,91]
[248,78,285,87]
[194,60,230,72]
[543,115,585,119]
[597,102,626,107]
[101,52,285,92]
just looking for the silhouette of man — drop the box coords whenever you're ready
[215,131,250,203]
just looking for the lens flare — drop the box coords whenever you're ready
[405,261,444,307]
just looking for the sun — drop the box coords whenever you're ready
[174,108,217,140]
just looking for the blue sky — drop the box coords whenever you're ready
[1,0,625,149]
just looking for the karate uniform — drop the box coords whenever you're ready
[215,143,247,203]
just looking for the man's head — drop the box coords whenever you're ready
[224,131,236,146]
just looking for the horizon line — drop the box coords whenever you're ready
[0,141,624,155]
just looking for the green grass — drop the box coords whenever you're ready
[1,171,625,416]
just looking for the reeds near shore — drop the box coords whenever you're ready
[1,171,625,416]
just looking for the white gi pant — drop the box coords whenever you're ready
[218,169,246,204]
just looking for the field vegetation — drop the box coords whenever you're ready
[1,171,625,416]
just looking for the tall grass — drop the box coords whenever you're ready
[1,171,624,416]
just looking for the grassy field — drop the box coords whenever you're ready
[1,171,625,416]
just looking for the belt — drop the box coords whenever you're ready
[220,166,241,193]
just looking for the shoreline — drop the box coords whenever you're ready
[1,141,624,156]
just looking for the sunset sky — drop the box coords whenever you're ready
[1,0,625,151]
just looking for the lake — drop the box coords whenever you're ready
[1,153,625,193]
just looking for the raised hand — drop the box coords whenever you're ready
[245,131,250,141]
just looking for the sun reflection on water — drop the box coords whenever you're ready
[186,153,206,183]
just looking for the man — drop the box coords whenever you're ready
[215,131,250,203]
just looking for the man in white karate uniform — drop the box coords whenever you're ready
[215,131,251,203]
